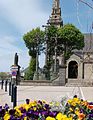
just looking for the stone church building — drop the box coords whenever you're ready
[66,34,93,85]
[21,0,93,86]
[48,0,93,86]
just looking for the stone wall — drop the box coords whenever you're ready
[84,63,93,80]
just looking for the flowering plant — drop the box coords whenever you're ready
[0,96,93,120]
[64,95,93,120]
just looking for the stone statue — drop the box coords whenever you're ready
[14,53,18,66]
[14,53,21,85]
[61,52,65,66]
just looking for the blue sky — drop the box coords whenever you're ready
[0,0,93,72]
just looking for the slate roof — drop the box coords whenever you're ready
[72,33,93,63]
[83,33,93,53]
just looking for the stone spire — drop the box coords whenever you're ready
[48,0,63,27]
[53,0,59,8]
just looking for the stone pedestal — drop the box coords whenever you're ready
[58,65,66,86]
[16,65,21,85]
[51,72,57,80]
[33,72,39,80]
[39,73,46,80]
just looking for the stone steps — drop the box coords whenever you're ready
[66,80,93,87]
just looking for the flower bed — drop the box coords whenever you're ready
[0,95,93,120]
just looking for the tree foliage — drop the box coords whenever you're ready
[44,25,58,70]
[24,58,36,80]
[23,24,84,79]
[0,72,10,80]
[23,27,44,80]
[44,24,84,68]
[23,27,44,58]
[58,24,84,59]
[47,25,58,56]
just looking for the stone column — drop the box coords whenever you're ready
[58,65,66,86]
[58,51,66,86]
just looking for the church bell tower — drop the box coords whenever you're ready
[48,0,63,27]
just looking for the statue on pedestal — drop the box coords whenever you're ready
[14,53,18,66]
[13,53,21,85]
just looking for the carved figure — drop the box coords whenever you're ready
[14,53,18,65]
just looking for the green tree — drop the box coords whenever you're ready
[44,24,84,72]
[46,25,58,69]
[58,24,84,59]
[23,27,44,58]
[0,72,10,80]
[23,27,44,80]
[24,58,36,80]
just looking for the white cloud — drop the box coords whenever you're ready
[0,35,44,72]
[0,51,30,72]
[0,0,49,71]
[0,36,22,55]
[0,0,49,33]
[0,36,30,72]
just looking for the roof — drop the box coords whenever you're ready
[83,33,93,52]
[73,33,93,58]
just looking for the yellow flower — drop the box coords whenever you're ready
[33,107,37,111]
[73,98,80,104]
[56,113,72,120]
[24,117,28,120]
[46,116,56,120]
[75,110,79,115]
[4,113,10,120]
[68,98,80,106]
[69,107,73,112]
[15,108,22,116]
[29,101,37,107]
[68,99,72,104]
[25,104,30,111]
[71,102,76,106]
[56,113,66,120]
